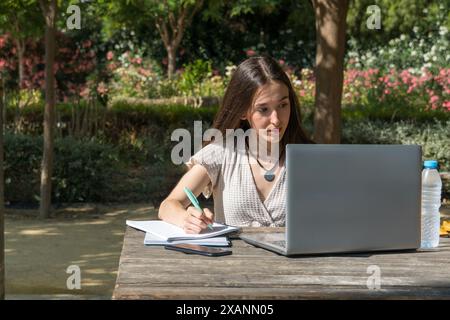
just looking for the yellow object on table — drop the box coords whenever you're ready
[441,220,450,237]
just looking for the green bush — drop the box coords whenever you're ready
[342,119,450,199]
[53,136,120,202]
[342,119,450,171]
[4,133,121,204]
[342,102,450,122]
[3,132,188,206]
[3,134,42,204]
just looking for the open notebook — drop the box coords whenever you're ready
[144,232,231,246]
[126,220,240,243]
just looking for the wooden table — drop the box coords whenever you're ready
[113,227,450,299]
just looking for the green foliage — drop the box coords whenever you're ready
[347,0,449,50]
[342,119,450,172]
[3,133,42,204]
[342,102,450,123]
[107,49,164,99]
[2,130,188,206]
[178,59,212,97]
[346,10,449,72]
[4,133,120,204]
[0,0,43,38]
[53,136,120,202]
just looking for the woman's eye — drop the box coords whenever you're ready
[258,108,268,113]
[280,103,288,108]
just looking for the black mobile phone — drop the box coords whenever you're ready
[164,244,232,257]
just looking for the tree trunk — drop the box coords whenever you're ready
[0,75,5,300]
[155,0,204,79]
[167,45,177,79]
[39,0,57,219]
[312,0,348,144]
[15,39,25,90]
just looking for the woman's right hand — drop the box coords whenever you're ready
[182,206,215,234]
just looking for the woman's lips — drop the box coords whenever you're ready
[267,128,281,134]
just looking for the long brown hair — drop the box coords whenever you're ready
[208,55,314,154]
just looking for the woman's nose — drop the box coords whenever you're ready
[270,110,280,126]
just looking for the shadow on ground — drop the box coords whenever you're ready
[5,203,157,299]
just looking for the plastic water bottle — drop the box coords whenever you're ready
[420,160,442,249]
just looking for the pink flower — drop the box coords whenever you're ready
[80,87,90,98]
[83,40,92,48]
[107,62,117,71]
[430,95,439,104]
[106,51,114,60]
[384,89,391,95]
[97,82,108,95]
[278,59,285,66]
[0,37,6,48]
[246,49,256,57]
[138,67,152,77]
[443,101,450,110]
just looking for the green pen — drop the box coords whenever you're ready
[183,187,214,230]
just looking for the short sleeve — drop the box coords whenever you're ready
[185,141,225,199]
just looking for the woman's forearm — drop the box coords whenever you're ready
[158,199,189,228]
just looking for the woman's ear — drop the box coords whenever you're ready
[240,112,248,121]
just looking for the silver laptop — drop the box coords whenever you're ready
[240,144,422,256]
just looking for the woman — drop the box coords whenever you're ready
[158,55,313,233]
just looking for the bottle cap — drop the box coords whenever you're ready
[423,160,438,169]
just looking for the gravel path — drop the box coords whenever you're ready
[5,203,156,299]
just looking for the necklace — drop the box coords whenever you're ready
[246,141,282,182]
[256,157,279,182]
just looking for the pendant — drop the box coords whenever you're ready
[264,172,275,182]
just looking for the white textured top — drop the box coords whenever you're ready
[185,133,286,227]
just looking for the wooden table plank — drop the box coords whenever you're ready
[113,227,450,300]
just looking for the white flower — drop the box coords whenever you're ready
[411,50,417,56]
[439,26,448,36]
[413,26,419,33]
[400,34,406,41]
[225,65,237,78]
[432,56,437,61]
[423,8,428,14]
[286,29,292,34]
